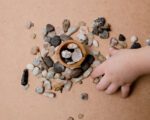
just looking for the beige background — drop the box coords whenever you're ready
[0,0,150,120]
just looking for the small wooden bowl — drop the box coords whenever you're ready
[56,40,87,69]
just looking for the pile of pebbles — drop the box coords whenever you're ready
[21,17,109,98]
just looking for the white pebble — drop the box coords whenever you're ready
[131,35,138,43]
[35,86,44,94]
[146,39,150,46]
[42,70,48,77]
[63,81,72,91]
[61,50,72,58]
[43,92,55,98]
[83,67,93,78]
[67,43,78,49]
[46,71,55,79]
[93,40,99,47]
[41,48,49,57]
[44,80,51,90]
[72,76,83,83]
[32,67,40,76]
[77,33,87,42]
[72,48,83,62]
[26,64,34,70]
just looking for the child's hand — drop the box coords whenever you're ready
[91,48,142,98]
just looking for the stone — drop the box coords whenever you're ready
[26,21,34,29]
[63,81,72,91]
[66,26,79,36]
[92,60,101,68]
[44,36,51,43]
[95,17,106,26]
[83,67,93,78]
[67,43,78,49]
[48,46,55,56]
[53,82,64,91]
[35,86,44,94]
[60,75,65,80]
[47,31,56,38]
[146,39,150,46]
[67,116,74,120]
[30,46,40,55]
[81,62,90,72]
[43,80,51,90]
[80,93,88,100]
[92,40,99,47]
[41,48,49,57]
[98,54,106,62]
[99,30,109,39]
[31,33,36,39]
[53,62,65,73]
[43,42,50,50]
[78,113,84,119]
[92,26,99,35]
[47,70,55,79]
[110,37,118,47]
[26,64,34,70]
[61,50,72,58]
[118,34,126,41]
[70,68,83,78]
[77,33,87,42]
[32,57,42,66]
[72,76,83,83]
[62,68,73,80]
[88,39,93,46]
[93,78,100,84]
[63,19,70,33]
[130,35,138,43]
[32,67,41,76]
[130,42,141,49]
[21,69,29,86]
[118,41,127,48]
[42,70,48,77]
[72,48,83,62]
[50,35,61,47]
[101,23,111,31]
[60,34,73,41]
[54,73,61,79]
[43,92,55,98]
[46,24,55,33]
[43,56,54,67]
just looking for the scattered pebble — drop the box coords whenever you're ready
[43,80,51,90]
[61,50,72,59]
[93,40,99,47]
[31,46,40,55]
[78,113,84,119]
[48,46,55,56]
[21,69,29,86]
[47,70,55,79]
[54,62,65,73]
[67,43,78,49]
[110,37,118,47]
[50,35,62,47]
[54,73,61,79]
[26,21,34,29]
[131,35,138,43]
[118,41,127,48]
[43,56,54,67]
[32,67,40,76]
[31,33,36,39]
[46,24,55,33]
[77,33,87,42]
[130,42,141,49]
[146,39,150,46]
[63,19,70,33]
[26,64,34,70]
[83,67,93,78]
[72,48,83,62]
[79,26,89,34]
[43,92,55,98]
[118,34,126,41]
[47,31,56,38]
[53,82,64,91]
[42,70,48,77]
[70,68,83,78]
[63,81,72,91]
[80,93,88,100]
[41,48,49,57]
[35,86,44,94]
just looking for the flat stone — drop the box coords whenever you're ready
[30,46,40,55]
[32,67,41,76]
[99,30,109,39]
[61,50,72,58]
[26,64,34,70]
[70,68,83,78]
[26,21,34,29]
[80,93,88,100]
[46,24,55,33]
[60,34,73,41]
[50,35,61,47]
[130,35,138,43]
[67,43,78,49]
[119,34,126,41]
[63,19,70,33]
[43,56,54,67]
[92,40,99,47]
[35,86,44,94]
[83,67,93,78]
[21,69,29,86]
[53,62,65,73]
[66,26,79,36]
[72,48,83,62]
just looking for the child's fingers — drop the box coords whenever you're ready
[105,83,119,94]
[109,47,119,56]
[91,63,105,78]
[96,76,111,90]
[121,84,131,98]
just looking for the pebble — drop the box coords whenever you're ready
[78,113,84,119]
[31,46,40,55]
[72,48,83,62]
[32,67,41,76]
[66,26,79,36]
[63,81,72,91]
[118,34,126,41]
[26,21,34,29]
[42,70,48,77]
[43,56,54,67]
[110,37,118,47]
[41,48,49,57]
[35,86,44,94]
[146,39,150,46]
[130,42,141,49]
[60,34,73,41]
[44,36,51,43]
[26,64,34,70]
[70,68,83,78]
[47,70,55,79]
[46,24,55,33]
[47,31,56,38]
[93,78,100,84]
[43,92,55,98]
[95,17,106,26]
[61,50,72,58]
[118,41,127,48]
[92,40,99,47]
[63,19,70,33]
[31,33,36,39]
[77,33,87,42]
[50,35,61,47]
[92,60,101,68]
[72,75,83,83]
[43,80,51,90]
[83,67,93,78]
[53,82,64,91]
[54,73,61,79]
[80,93,88,100]
[130,35,138,43]
[60,75,65,80]
[62,68,72,80]
[43,42,50,50]
[21,69,29,86]
[48,46,55,56]
[54,62,65,73]
[98,54,106,62]
[101,23,111,31]
[99,30,109,39]
[32,57,42,66]
[67,43,78,49]
[67,116,74,120]
[88,39,93,46]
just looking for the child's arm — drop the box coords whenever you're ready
[91,46,150,98]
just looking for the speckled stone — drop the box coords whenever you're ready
[32,67,41,76]
[63,19,70,33]
[61,50,72,58]
[77,33,87,42]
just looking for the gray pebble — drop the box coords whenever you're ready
[32,57,42,66]
[72,48,83,62]
[77,33,87,42]
[35,86,44,94]
[46,70,55,79]
[54,62,66,73]
[44,80,51,90]
[41,48,49,57]
[99,30,109,39]
[32,67,41,76]
[47,31,56,38]
[61,50,72,58]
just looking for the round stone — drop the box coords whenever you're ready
[130,42,141,49]
[131,35,138,43]
[46,24,55,33]
[72,48,83,62]
[54,62,65,73]
[50,36,61,47]
[35,86,44,94]
[43,80,51,90]
[30,46,40,55]
[77,33,87,42]
[118,34,126,41]
[62,19,70,33]
[61,50,72,58]
[70,68,83,78]
[43,56,54,67]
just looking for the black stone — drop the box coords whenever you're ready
[130,42,142,49]
[119,34,126,41]
[81,63,90,72]
[46,24,55,33]
[50,35,61,47]
[92,27,99,35]
[63,57,72,63]
[54,62,65,73]
[71,68,83,78]
[95,17,106,26]
[21,69,29,86]
[43,56,54,67]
